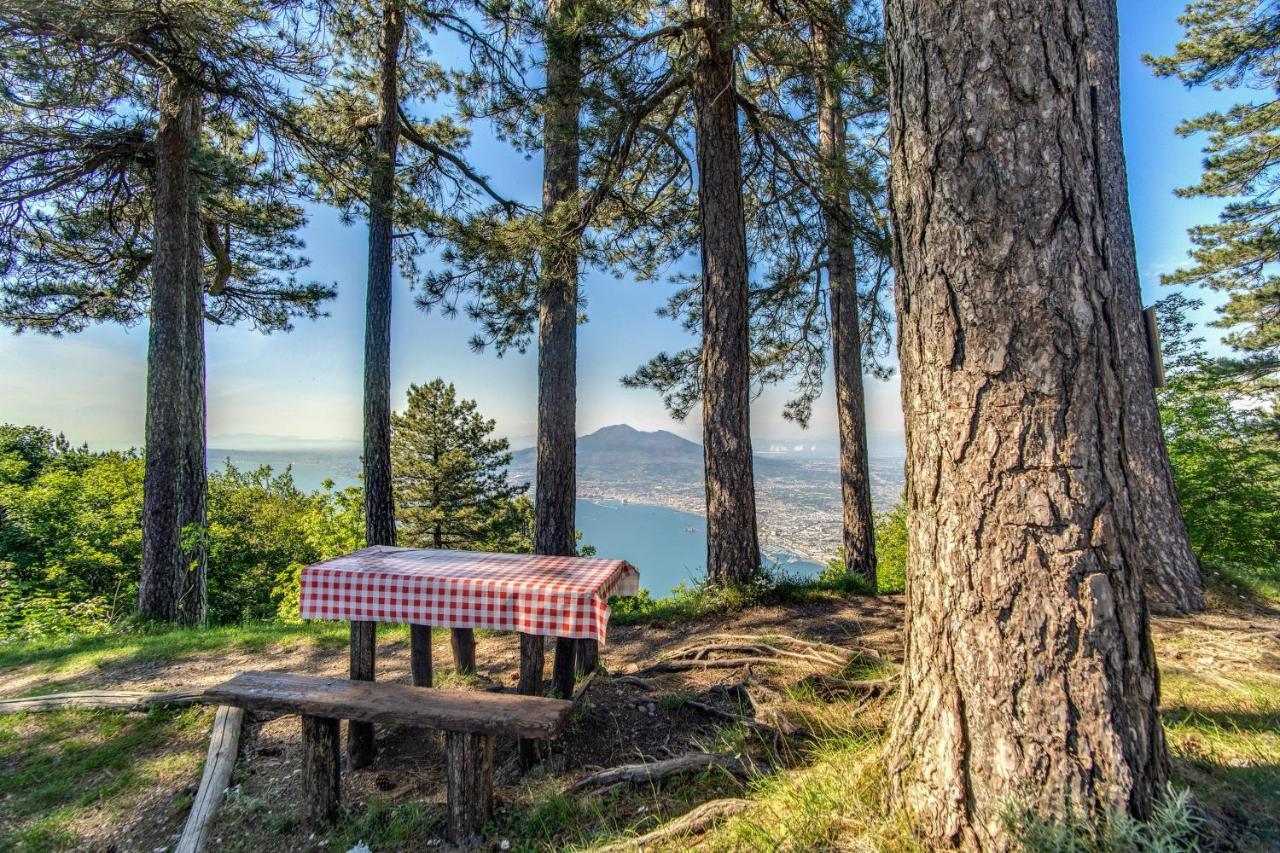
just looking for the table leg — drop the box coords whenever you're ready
[410,624,433,687]
[348,620,376,768]
[450,628,476,675]
[517,633,546,768]
[550,637,576,699]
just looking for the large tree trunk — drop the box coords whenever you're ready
[363,0,404,551]
[883,1,1170,847]
[812,19,876,588]
[537,0,584,685]
[140,78,199,623]
[535,0,581,560]
[691,0,759,586]
[177,99,208,628]
[1086,3,1204,616]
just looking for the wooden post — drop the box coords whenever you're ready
[517,633,546,768]
[445,730,494,845]
[575,638,599,677]
[550,637,576,699]
[301,715,340,830]
[348,620,376,768]
[410,624,433,687]
[451,628,477,675]
[175,705,244,853]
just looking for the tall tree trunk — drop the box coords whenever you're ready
[536,0,581,560]
[883,0,1170,846]
[812,19,876,587]
[363,0,404,550]
[538,0,585,688]
[1086,2,1204,616]
[140,78,199,623]
[177,98,208,627]
[351,0,404,769]
[691,0,759,586]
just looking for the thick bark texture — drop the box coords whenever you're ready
[140,79,200,623]
[177,100,208,627]
[883,1,1170,846]
[535,0,581,561]
[1085,2,1204,615]
[362,0,404,551]
[813,21,876,587]
[692,0,759,586]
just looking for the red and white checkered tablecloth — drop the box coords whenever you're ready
[299,546,640,643]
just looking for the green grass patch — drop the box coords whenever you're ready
[0,706,211,850]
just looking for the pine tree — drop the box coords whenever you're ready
[391,380,528,550]
[0,0,330,625]
[1148,0,1280,391]
[884,0,1172,843]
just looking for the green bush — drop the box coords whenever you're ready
[822,499,908,595]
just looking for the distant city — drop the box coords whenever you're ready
[209,423,908,570]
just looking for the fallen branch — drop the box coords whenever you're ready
[571,752,768,792]
[0,687,206,715]
[175,705,245,853]
[612,675,657,692]
[595,798,752,850]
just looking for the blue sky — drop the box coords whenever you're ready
[0,0,1244,452]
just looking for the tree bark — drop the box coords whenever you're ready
[177,98,208,627]
[1084,1,1204,615]
[351,0,404,769]
[362,0,403,552]
[883,1,1170,846]
[691,0,759,586]
[535,0,581,561]
[140,78,199,623]
[812,19,876,588]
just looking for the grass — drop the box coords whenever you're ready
[0,705,211,851]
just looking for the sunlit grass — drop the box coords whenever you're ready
[0,706,211,850]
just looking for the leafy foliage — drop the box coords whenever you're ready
[0,425,367,639]
[821,498,906,594]
[1155,295,1280,596]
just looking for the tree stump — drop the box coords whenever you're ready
[517,633,546,768]
[410,624,433,687]
[551,637,576,699]
[451,628,476,674]
[301,715,340,830]
[348,620,376,768]
[445,730,494,845]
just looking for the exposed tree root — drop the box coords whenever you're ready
[634,656,790,675]
[594,798,752,850]
[795,674,892,700]
[0,687,206,714]
[570,752,768,792]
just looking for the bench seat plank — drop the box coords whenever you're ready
[203,671,573,739]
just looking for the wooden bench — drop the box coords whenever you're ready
[203,671,573,844]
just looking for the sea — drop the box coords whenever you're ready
[208,448,827,597]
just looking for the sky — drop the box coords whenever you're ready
[0,0,1247,453]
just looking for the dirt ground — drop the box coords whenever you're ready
[3,593,1278,852]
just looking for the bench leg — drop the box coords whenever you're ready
[348,621,376,768]
[517,633,545,768]
[450,628,476,675]
[301,715,340,829]
[445,730,494,846]
[410,624,433,687]
[551,637,576,699]
[575,638,599,676]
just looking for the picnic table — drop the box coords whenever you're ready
[298,545,639,766]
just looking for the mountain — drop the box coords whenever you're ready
[511,424,702,480]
